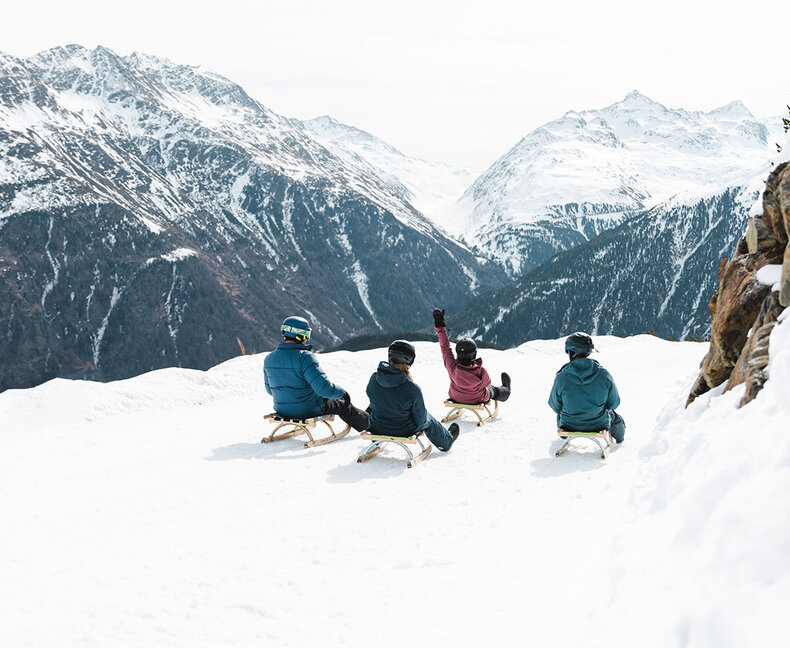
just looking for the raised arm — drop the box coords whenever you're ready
[435,324,456,373]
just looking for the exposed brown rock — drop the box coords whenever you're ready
[706,256,730,320]
[687,160,789,408]
[725,292,784,405]
[776,162,790,242]
[745,217,782,255]
[734,236,749,257]
[781,244,790,308]
[761,162,787,243]
[699,254,772,389]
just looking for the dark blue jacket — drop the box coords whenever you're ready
[366,362,429,437]
[548,358,620,431]
[263,342,344,418]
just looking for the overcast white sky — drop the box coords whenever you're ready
[2,0,787,169]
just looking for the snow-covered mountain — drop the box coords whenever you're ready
[456,91,775,276]
[0,45,501,391]
[454,180,764,345]
[2,332,788,646]
[301,115,473,229]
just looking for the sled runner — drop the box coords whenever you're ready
[555,428,614,459]
[441,399,499,426]
[357,431,432,468]
[262,413,350,448]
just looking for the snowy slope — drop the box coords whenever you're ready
[302,115,473,230]
[456,91,775,275]
[2,330,788,647]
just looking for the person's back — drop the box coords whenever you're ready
[264,341,340,419]
[263,316,369,431]
[367,361,429,437]
[431,308,510,405]
[548,332,625,443]
[549,357,618,431]
[366,340,458,451]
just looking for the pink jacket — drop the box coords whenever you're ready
[436,326,492,404]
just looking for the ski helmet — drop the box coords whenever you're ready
[388,339,416,366]
[281,316,311,344]
[455,337,478,363]
[565,332,594,358]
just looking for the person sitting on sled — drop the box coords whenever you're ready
[264,316,369,431]
[366,339,459,451]
[548,332,625,443]
[432,308,511,404]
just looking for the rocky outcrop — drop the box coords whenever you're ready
[687,162,789,407]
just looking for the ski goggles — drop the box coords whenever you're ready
[281,325,311,341]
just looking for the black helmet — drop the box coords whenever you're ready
[565,332,594,358]
[388,339,416,366]
[455,337,478,363]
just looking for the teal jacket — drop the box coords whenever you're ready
[264,342,344,418]
[548,358,620,431]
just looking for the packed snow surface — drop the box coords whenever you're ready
[2,332,789,647]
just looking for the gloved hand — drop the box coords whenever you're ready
[342,391,351,403]
[432,308,446,328]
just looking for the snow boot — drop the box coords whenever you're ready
[501,372,511,389]
[449,423,460,442]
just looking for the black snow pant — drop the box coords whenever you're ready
[323,395,370,432]
[487,384,511,402]
[609,411,625,443]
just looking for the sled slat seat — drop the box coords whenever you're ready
[360,432,420,443]
[262,413,350,448]
[264,413,334,426]
[357,431,431,468]
[441,399,499,426]
[555,428,613,459]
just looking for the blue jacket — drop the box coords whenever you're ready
[548,358,620,431]
[263,342,344,418]
[366,362,429,437]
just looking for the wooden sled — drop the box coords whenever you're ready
[555,428,613,459]
[262,413,350,448]
[357,431,432,468]
[441,399,499,426]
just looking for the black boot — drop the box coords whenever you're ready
[449,423,460,442]
[501,372,511,389]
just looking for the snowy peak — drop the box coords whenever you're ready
[455,90,774,276]
[302,114,473,226]
[618,89,667,109]
[304,115,403,156]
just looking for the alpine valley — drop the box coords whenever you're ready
[0,45,779,390]
[0,45,500,391]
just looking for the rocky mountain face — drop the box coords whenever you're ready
[451,183,762,346]
[455,91,774,277]
[687,159,790,407]
[0,45,500,391]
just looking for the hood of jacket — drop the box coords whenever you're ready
[559,358,602,385]
[374,361,411,388]
[456,357,485,377]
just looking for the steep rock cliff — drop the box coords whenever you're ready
[687,160,790,406]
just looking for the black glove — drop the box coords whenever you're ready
[432,308,446,328]
[342,391,351,403]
